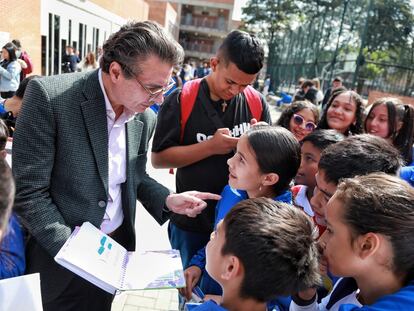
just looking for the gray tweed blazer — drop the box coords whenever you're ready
[12,70,171,302]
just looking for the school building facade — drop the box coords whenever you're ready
[0,0,237,76]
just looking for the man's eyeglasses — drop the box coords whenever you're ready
[292,114,317,132]
[118,61,175,100]
[134,77,176,100]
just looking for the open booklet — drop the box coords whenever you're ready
[54,222,185,294]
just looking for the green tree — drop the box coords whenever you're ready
[362,0,413,52]
[241,0,299,74]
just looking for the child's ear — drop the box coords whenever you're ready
[262,173,279,187]
[221,255,242,281]
[356,232,380,259]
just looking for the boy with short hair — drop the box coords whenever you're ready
[310,134,402,225]
[192,198,321,311]
[293,130,344,220]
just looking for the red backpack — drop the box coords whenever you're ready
[168,79,263,174]
[179,78,263,142]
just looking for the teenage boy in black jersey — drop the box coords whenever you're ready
[152,30,271,269]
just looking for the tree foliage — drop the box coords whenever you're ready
[241,0,414,94]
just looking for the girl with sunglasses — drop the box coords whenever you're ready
[318,87,364,136]
[277,101,319,142]
[365,97,414,166]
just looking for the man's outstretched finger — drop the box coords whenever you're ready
[193,192,221,201]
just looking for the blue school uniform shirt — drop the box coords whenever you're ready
[339,280,414,311]
[188,185,292,308]
[190,300,227,311]
[400,166,414,187]
[0,214,26,279]
[190,299,284,311]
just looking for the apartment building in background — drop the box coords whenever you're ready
[148,0,239,62]
[0,0,238,76]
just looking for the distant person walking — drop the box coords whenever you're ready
[0,43,21,99]
[12,39,33,81]
[62,46,78,73]
[78,52,98,72]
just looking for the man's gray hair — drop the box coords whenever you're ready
[100,20,184,78]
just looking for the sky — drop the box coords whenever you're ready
[233,0,248,21]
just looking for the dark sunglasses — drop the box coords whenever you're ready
[293,114,317,132]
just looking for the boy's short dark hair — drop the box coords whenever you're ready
[0,120,8,151]
[319,134,402,185]
[302,129,344,151]
[222,198,321,302]
[217,30,264,74]
[0,158,14,237]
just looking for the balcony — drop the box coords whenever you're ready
[180,14,228,38]
[180,40,216,59]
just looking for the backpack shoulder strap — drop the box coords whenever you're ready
[180,78,202,142]
[243,85,262,120]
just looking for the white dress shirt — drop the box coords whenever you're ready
[98,70,135,234]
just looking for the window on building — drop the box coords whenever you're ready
[48,13,53,76]
[68,19,72,46]
[92,27,96,53]
[83,25,87,57]
[41,35,47,76]
[95,29,99,55]
[61,39,67,73]
[54,14,60,75]
[79,22,84,61]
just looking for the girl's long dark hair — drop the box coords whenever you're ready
[365,98,414,165]
[318,87,364,136]
[1,42,17,69]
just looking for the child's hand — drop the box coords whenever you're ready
[204,294,222,304]
[297,288,317,301]
[179,266,202,300]
[208,128,239,155]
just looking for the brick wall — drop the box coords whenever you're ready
[147,1,168,26]
[90,0,149,21]
[368,90,414,107]
[0,0,41,75]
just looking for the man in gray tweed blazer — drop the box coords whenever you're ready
[12,21,220,311]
